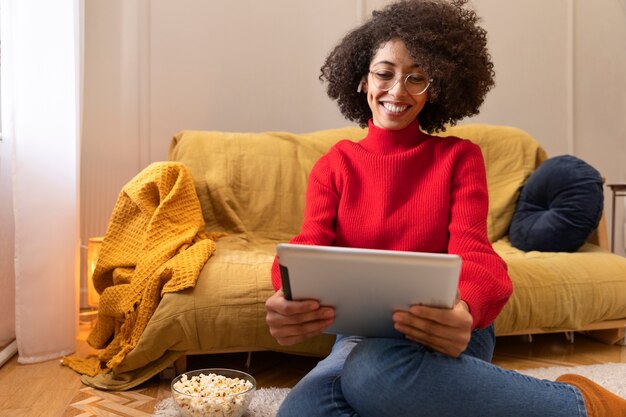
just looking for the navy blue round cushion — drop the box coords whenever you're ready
[509,155,603,252]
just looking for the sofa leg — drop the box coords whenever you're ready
[159,355,186,380]
[174,355,188,374]
[565,331,575,343]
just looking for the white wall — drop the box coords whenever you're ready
[470,0,574,157]
[80,0,626,302]
[148,0,361,159]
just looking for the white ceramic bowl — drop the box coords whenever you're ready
[171,368,256,417]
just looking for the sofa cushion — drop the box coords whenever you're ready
[120,235,626,369]
[493,238,626,334]
[509,155,603,252]
[169,128,367,238]
[116,233,335,374]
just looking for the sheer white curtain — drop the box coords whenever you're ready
[0,0,82,364]
[0,91,16,366]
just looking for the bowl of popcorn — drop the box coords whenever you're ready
[171,368,256,417]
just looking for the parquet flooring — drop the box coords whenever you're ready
[62,384,168,417]
[0,323,625,417]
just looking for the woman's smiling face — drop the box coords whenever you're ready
[364,39,430,130]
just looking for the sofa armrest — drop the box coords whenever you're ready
[587,211,609,251]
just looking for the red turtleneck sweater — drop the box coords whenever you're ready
[271,119,512,329]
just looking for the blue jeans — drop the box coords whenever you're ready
[277,325,587,417]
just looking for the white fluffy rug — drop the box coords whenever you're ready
[517,362,626,398]
[152,363,626,416]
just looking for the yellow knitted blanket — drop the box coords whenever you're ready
[63,162,220,376]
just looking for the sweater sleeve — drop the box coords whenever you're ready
[447,142,512,329]
[271,153,341,290]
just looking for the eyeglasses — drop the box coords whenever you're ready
[368,69,432,96]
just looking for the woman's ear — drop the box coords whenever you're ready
[357,79,367,93]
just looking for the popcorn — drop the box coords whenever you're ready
[172,371,255,417]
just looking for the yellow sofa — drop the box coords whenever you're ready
[89,124,626,390]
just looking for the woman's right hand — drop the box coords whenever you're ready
[265,289,335,346]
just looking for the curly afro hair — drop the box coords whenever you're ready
[319,0,495,133]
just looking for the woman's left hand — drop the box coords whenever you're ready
[392,299,473,358]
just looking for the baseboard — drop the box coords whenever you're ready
[0,340,18,367]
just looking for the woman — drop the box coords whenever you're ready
[265,1,626,416]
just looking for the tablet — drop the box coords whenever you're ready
[276,243,462,338]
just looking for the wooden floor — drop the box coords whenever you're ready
[0,323,625,416]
